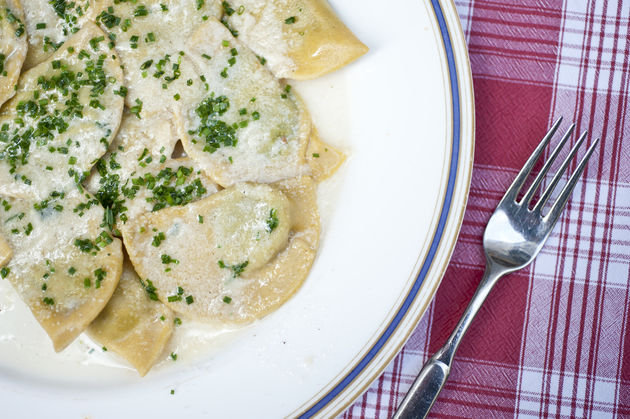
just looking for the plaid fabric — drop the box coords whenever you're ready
[342,0,630,418]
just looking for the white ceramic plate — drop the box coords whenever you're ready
[0,0,474,417]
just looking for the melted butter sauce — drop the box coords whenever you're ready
[0,74,348,382]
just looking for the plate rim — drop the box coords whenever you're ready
[295,0,475,416]
[0,0,474,415]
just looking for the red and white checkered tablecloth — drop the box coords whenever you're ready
[343,1,630,417]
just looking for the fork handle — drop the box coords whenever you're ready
[392,354,450,419]
[393,263,507,419]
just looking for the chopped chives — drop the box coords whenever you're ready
[134,6,149,17]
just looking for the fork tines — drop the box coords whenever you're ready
[507,116,600,224]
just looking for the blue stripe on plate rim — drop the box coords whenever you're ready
[298,0,464,416]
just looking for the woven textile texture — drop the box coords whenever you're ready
[342,0,630,418]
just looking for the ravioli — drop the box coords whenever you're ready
[0,24,125,351]
[0,188,123,351]
[2,0,359,373]
[0,0,27,107]
[0,235,11,267]
[91,0,222,115]
[223,0,368,79]
[305,127,345,181]
[123,177,318,323]
[178,19,311,186]
[89,3,312,187]
[87,3,315,187]
[88,257,174,376]
[0,22,125,201]
[21,0,94,69]
[86,109,218,231]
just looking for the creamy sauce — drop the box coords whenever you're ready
[0,0,352,380]
[0,74,348,382]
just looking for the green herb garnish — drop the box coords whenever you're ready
[266,208,279,232]
[140,278,159,301]
[218,260,249,278]
[152,231,166,247]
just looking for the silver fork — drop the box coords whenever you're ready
[393,117,600,419]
